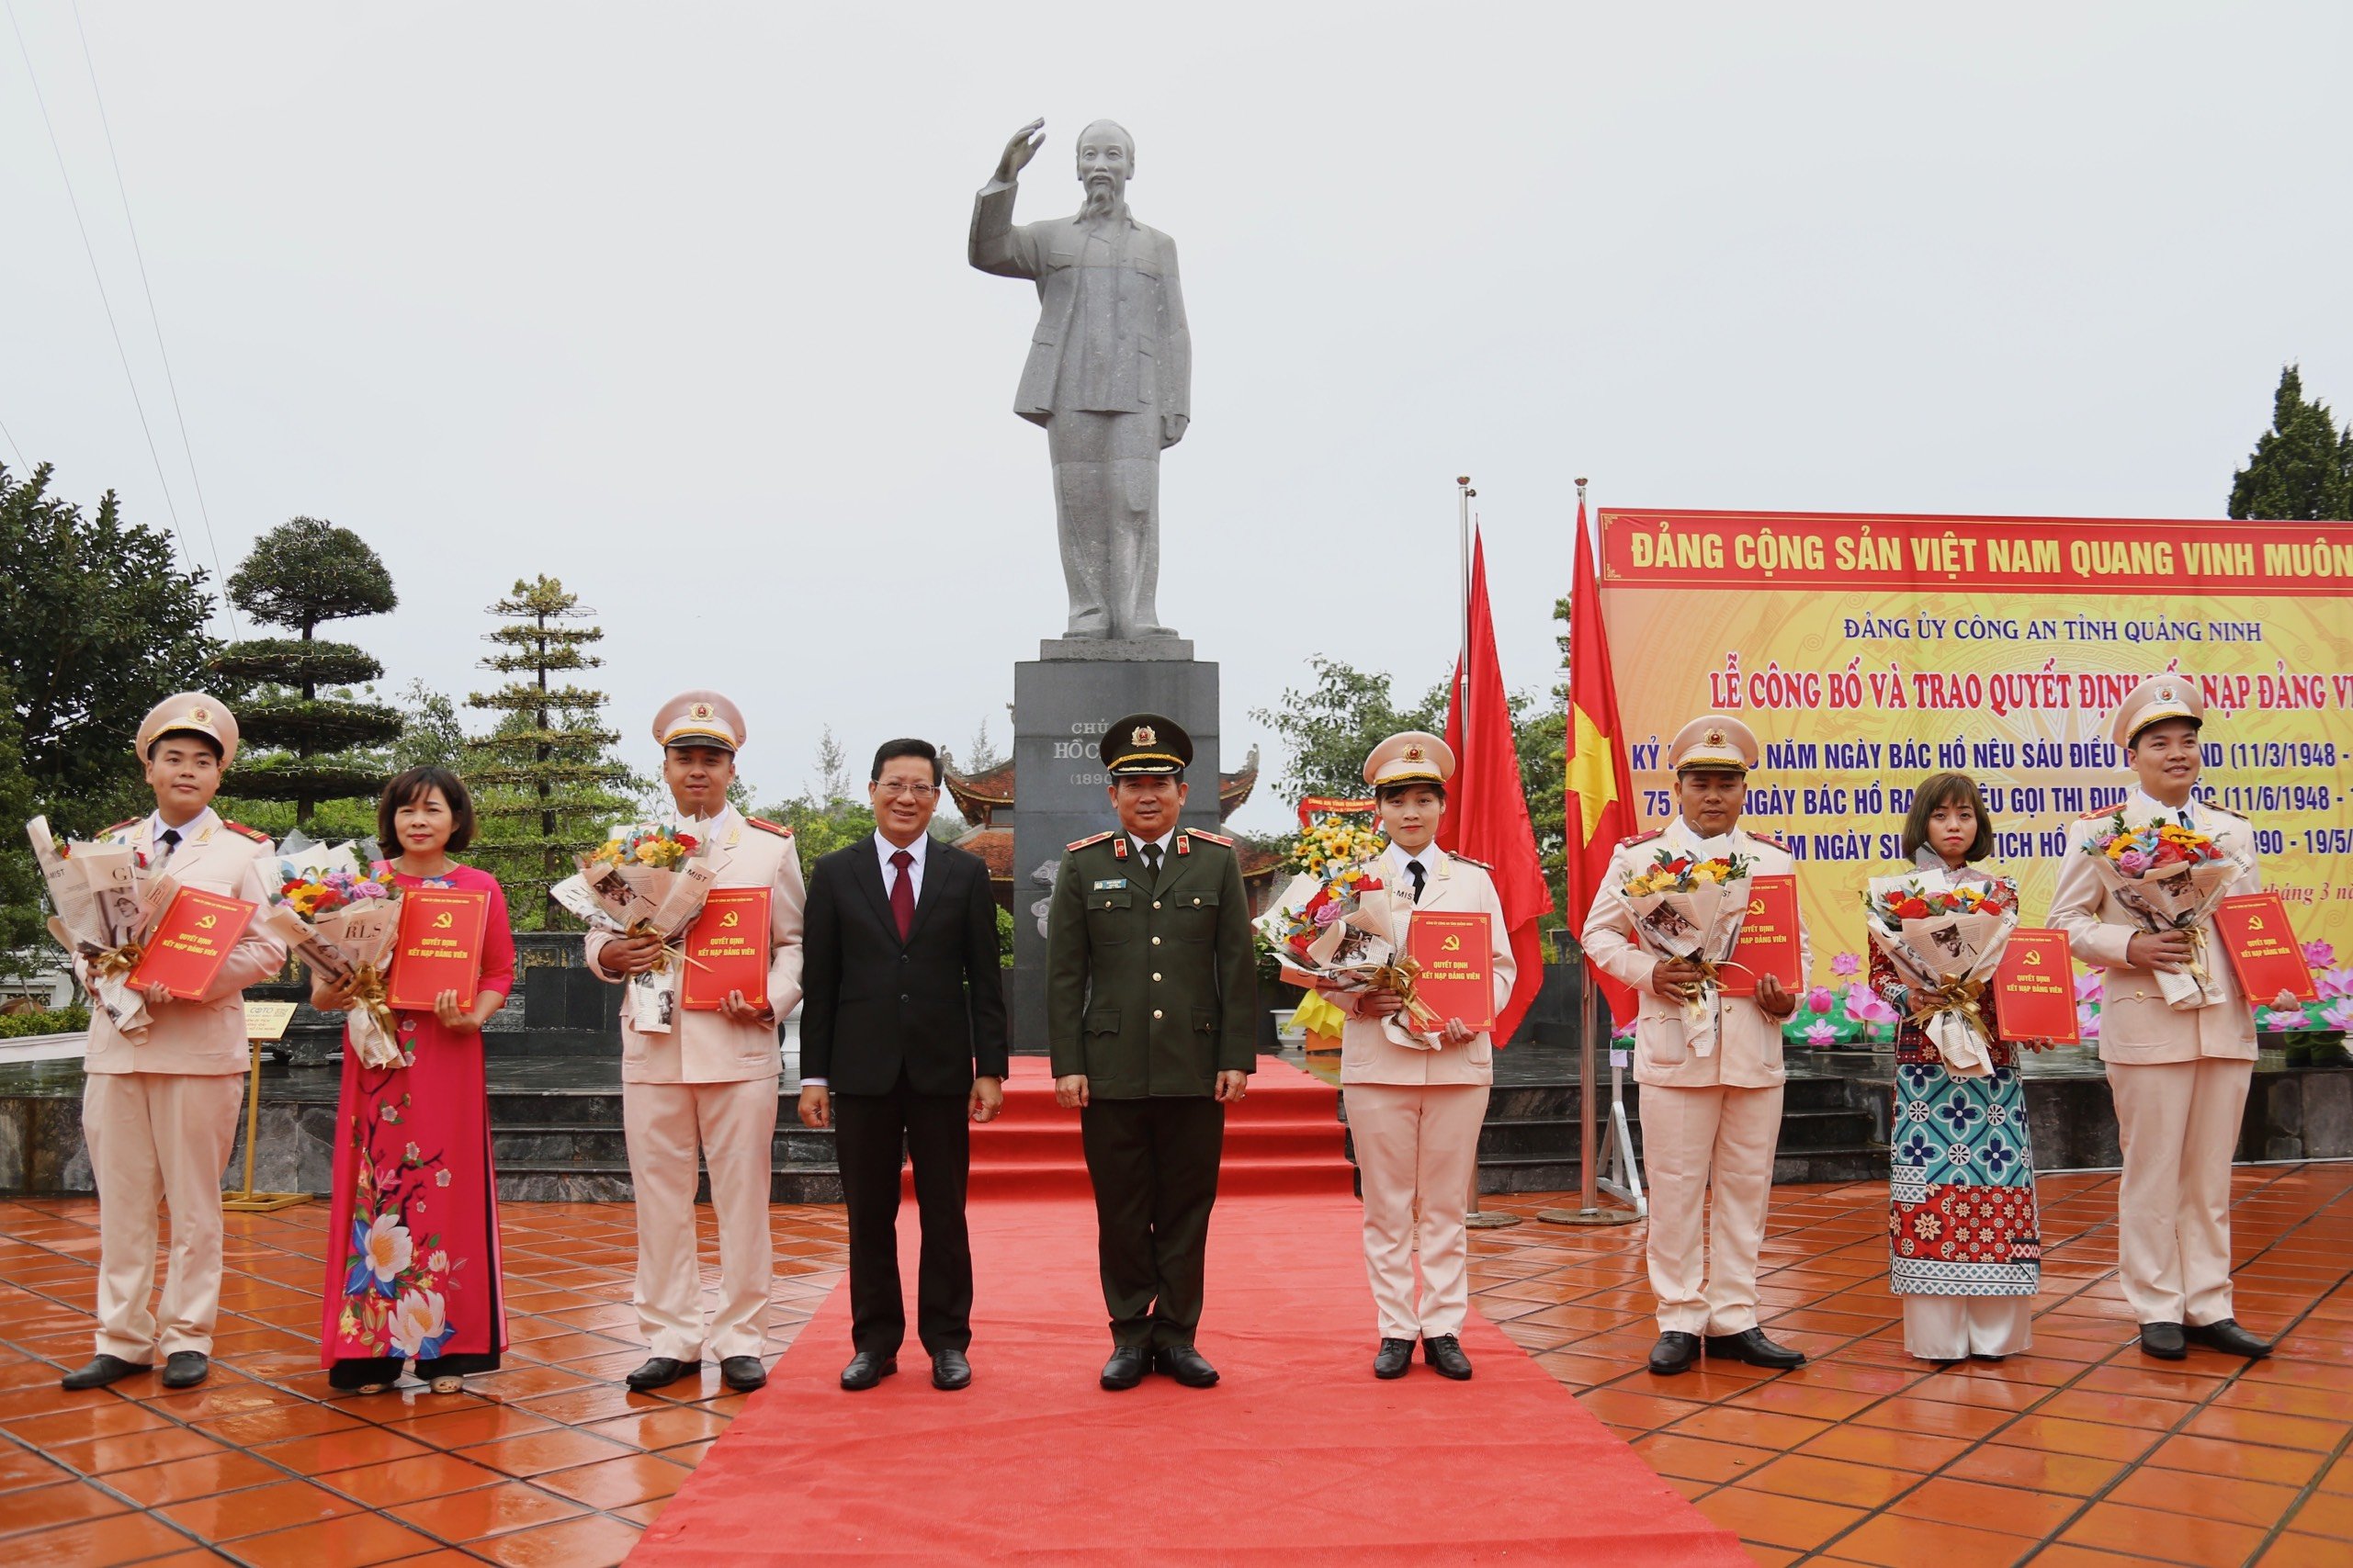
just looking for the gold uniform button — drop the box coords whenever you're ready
[1152,972,1162,982]
[1151,936,1161,945]
[1152,900,1161,909]
[1193,897,1202,906]
[1152,1009,1164,1021]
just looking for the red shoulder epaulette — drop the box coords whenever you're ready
[2078,806,2116,820]
[1066,829,1115,852]
[1618,829,1662,849]
[745,816,793,838]
[1182,828,1233,848]
[104,818,141,836]
[222,820,269,842]
[1745,830,1792,852]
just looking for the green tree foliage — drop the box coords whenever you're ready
[209,516,403,827]
[463,578,639,928]
[1,464,218,953]
[2228,365,2353,521]
[1250,657,1449,803]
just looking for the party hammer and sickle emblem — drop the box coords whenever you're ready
[719,911,740,928]
[2023,950,2042,965]
[433,912,454,930]
[1748,898,1766,916]
[2247,916,2265,931]
[1442,934,1462,952]
[197,914,217,930]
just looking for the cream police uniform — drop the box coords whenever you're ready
[586,692,806,1384]
[1326,734,1514,1373]
[1580,716,1811,1372]
[2049,676,2267,1356]
[74,695,286,1386]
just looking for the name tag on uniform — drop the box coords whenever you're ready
[1092,878,1128,890]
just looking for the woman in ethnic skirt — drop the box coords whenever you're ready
[1872,772,2042,1363]
[312,766,515,1393]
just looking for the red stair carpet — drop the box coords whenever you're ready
[635,1057,1744,1565]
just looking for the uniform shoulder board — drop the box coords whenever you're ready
[104,818,141,836]
[1065,829,1115,852]
[2077,806,2115,820]
[2206,802,2249,821]
[1746,831,1792,852]
[1617,829,1662,849]
[744,816,793,838]
[1450,852,1493,872]
[1182,828,1234,848]
[222,820,270,843]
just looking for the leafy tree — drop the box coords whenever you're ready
[2228,365,2353,521]
[389,679,469,773]
[1250,657,1449,804]
[463,577,638,927]
[962,718,1005,772]
[209,516,403,827]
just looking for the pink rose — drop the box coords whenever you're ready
[2115,849,2152,875]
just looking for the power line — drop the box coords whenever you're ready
[70,1,237,633]
[6,1,209,601]
[0,415,25,472]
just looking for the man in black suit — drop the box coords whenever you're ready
[798,738,1010,1393]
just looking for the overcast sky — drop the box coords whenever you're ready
[6,2,2349,832]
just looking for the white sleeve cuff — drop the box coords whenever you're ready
[801,1077,828,1088]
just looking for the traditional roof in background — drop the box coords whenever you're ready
[955,820,1283,917]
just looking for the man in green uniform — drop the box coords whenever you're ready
[1048,713,1256,1390]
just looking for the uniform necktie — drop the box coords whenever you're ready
[1407,859,1427,904]
[1141,840,1163,886]
[889,849,915,941]
[156,828,182,862]
[2178,808,2194,829]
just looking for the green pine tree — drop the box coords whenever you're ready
[462,577,638,928]
[2228,365,2353,521]
[208,516,403,829]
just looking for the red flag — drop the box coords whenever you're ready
[1563,500,1641,1024]
[1439,531,1555,1044]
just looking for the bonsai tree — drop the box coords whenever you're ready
[464,577,638,927]
[208,516,402,828]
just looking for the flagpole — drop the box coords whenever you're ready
[1456,475,1517,1230]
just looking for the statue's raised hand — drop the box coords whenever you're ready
[995,118,1046,185]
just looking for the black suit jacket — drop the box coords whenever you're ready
[800,838,1011,1096]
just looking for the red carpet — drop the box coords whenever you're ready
[636,1058,1744,1565]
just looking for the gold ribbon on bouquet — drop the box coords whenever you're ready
[1367,957,1446,1034]
[2181,922,2213,990]
[1907,976,1990,1066]
[87,942,147,981]
[349,963,397,1044]
[624,919,710,977]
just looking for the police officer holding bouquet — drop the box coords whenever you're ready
[1046,714,1255,1390]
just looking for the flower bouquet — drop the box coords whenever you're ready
[1861,871,2020,1077]
[257,837,405,1066]
[2079,811,2248,1010]
[25,815,172,1037]
[1256,854,1444,1045]
[1619,845,1755,1059]
[550,825,718,1032]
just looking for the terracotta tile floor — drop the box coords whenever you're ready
[0,1166,2347,1564]
[1470,1165,2353,1566]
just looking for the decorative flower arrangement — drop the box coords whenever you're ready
[277,864,395,918]
[1866,879,2016,924]
[590,826,700,870]
[2088,815,2231,874]
[334,1091,461,1360]
[1284,812,1386,879]
[1621,848,1752,897]
[1779,953,1899,1047]
[1273,862,1385,964]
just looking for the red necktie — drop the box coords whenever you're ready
[890,849,915,941]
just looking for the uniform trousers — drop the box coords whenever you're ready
[1080,1095,1224,1349]
[2108,1057,2252,1326]
[1639,1082,1784,1336]
[622,1077,778,1361]
[834,1077,973,1357]
[1341,1082,1489,1338]
[85,1072,243,1362]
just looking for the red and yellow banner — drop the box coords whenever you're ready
[1599,508,2353,978]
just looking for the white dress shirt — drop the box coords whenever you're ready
[1127,828,1178,865]
[876,829,930,903]
[146,806,221,867]
[2129,787,2199,828]
[1386,840,1436,902]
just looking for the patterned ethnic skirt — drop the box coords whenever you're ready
[1888,1039,2042,1297]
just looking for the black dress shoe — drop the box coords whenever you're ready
[625,1357,702,1392]
[2185,1318,2272,1359]
[1373,1338,1414,1380]
[840,1351,897,1391]
[1705,1328,1807,1370]
[932,1349,972,1391]
[160,1352,209,1390]
[60,1354,149,1391]
[1647,1332,1702,1375]
[1153,1344,1220,1388]
[1422,1335,1473,1381]
[718,1356,766,1392]
[2139,1321,2188,1360]
[1100,1347,1148,1391]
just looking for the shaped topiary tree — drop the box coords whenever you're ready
[209,516,403,828]
[464,576,638,928]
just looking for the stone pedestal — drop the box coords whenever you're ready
[1008,653,1220,1052]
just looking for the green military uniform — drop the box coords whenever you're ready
[1047,716,1255,1356]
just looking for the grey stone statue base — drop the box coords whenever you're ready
[1008,654,1220,1050]
[1040,637,1195,662]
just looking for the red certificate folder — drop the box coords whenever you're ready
[1406,909,1495,1032]
[2212,892,2316,1004]
[682,887,772,1011]
[128,887,257,1000]
[1993,928,2079,1045]
[386,887,490,1011]
[1721,874,1802,997]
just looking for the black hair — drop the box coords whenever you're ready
[378,765,477,853]
[147,729,223,762]
[871,738,943,787]
[1900,772,1995,863]
[1374,780,1447,807]
[2125,715,2202,753]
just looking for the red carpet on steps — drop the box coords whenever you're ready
[635,1056,1745,1565]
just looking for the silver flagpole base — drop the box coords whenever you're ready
[1536,1204,1638,1227]
[1465,1210,1522,1229]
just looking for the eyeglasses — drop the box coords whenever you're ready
[873,783,939,800]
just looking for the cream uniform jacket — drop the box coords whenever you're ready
[586,806,808,1085]
[81,812,286,1077]
[2049,795,2262,1066]
[1331,847,1516,1087]
[1580,818,1809,1091]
